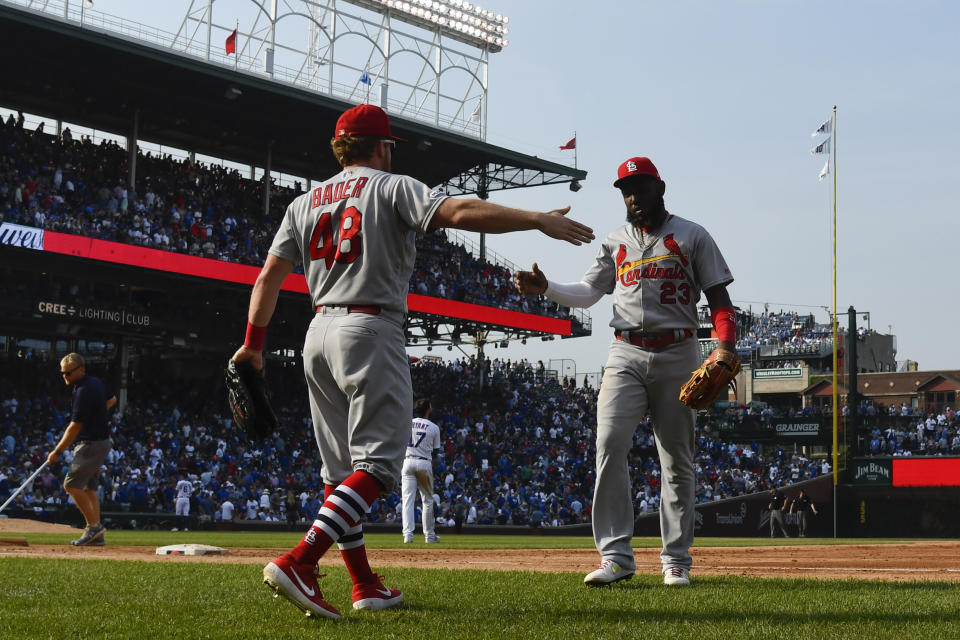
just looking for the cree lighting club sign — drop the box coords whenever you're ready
[36,301,151,327]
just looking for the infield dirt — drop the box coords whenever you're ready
[2,517,958,581]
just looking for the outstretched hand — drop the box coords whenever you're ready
[539,206,594,245]
[515,262,548,295]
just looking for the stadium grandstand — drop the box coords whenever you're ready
[2,1,959,539]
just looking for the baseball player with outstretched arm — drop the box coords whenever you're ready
[401,398,442,543]
[231,104,593,621]
[516,157,735,587]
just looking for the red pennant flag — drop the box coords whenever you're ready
[559,136,576,150]
[225,28,237,55]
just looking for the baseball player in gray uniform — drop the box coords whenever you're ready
[172,473,192,531]
[515,156,736,587]
[232,104,593,620]
[401,397,442,543]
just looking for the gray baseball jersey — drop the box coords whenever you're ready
[582,214,733,331]
[269,166,448,313]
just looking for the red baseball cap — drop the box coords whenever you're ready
[334,104,406,142]
[613,157,661,187]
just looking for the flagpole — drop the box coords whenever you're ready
[830,104,838,538]
[234,20,239,71]
[573,130,577,169]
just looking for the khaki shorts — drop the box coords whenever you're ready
[64,439,111,490]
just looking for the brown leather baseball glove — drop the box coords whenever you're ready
[679,348,741,409]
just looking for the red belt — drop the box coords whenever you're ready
[316,305,381,315]
[614,328,693,348]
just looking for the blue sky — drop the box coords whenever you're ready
[41,1,960,375]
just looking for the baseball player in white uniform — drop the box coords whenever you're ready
[172,474,192,531]
[401,398,442,543]
[231,104,593,620]
[516,156,735,587]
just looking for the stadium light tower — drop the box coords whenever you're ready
[347,0,509,51]
[174,0,509,140]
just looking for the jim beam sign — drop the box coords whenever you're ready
[852,459,892,486]
[771,419,828,443]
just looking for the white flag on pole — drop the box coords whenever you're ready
[811,138,831,155]
[819,159,830,181]
[811,118,832,137]
[470,101,481,123]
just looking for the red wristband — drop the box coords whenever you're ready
[244,322,267,351]
[711,306,737,343]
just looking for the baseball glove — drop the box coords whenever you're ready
[224,359,277,439]
[678,348,742,410]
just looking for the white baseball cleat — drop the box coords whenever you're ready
[663,567,690,586]
[425,535,441,543]
[583,559,634,587]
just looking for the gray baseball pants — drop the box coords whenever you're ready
[592,337,699,573]
[303,307,411,494]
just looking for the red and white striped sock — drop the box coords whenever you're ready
[324,485,376,584]
[288,470,380,566]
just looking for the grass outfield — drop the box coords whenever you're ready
[2,555,958,640]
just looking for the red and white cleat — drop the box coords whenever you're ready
[663,566,691,586]
[263,554,342,620]
[352,573,403,611]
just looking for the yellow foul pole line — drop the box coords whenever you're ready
[831,104,839,485]
[830,105,838,537]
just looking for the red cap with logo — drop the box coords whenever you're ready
[613,157,661,187]
[334,104,407,142]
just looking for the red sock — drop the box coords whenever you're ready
[324,485,376,584]
[288,470,381,566]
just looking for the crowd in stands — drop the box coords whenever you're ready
[6,351,933,532]
[412,232,570,320]
[862,402,960,456]
[736,309,835,352]
[0,113,570,323]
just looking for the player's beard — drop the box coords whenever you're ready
[626,197,666,228]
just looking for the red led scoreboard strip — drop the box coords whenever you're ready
[406,293,571,335]
[892,458,960,487]
[40,231,571,335]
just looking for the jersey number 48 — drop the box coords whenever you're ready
[310,206,363,269]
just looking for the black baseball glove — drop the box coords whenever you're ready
[224,359,277,440]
